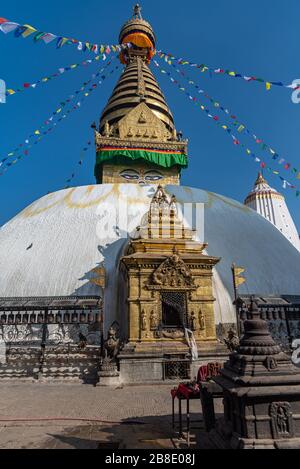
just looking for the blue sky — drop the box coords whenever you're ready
[0,0,299,230]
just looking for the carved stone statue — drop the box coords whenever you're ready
[104,120,110,137]
[199,310,205,331]
[224,328,239,352]
[141,311,147,331]
[277,406,288,434]
[190,311,197,331]
[150,311,158,330]
[138,111,147,124]
[104,324,120,361]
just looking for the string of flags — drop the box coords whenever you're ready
[153,60,299,196]
[157,51,300,92]
[63,140,93,189]
[5,52,112,97]
[1,56,116,164]
[0,17,130,53]
[156,56,300,182]
[0,60,119,175]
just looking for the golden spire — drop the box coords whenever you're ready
[133,4,142,19]
[255,172,267,186]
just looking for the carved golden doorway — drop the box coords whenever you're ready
[161,291,188,329]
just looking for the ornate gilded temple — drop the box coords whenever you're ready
[119,186,224,382]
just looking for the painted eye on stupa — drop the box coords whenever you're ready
[144,171,164,181]
[119,169,140,180]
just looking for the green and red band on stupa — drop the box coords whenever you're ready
[96,146,188,169]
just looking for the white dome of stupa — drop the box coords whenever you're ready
[1,183,300,332]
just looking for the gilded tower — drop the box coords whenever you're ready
[95,5,188,185]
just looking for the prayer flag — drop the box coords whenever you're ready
[22,24,37,38]
[0,22,19,33]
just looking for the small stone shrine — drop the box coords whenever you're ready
[212,300,300,449]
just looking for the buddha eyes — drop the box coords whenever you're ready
[122,174,139,180]
[119,170,164,181]
[145,174,163,181]
[120,170,140,180]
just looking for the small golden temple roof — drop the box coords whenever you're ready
[255,172,267,186]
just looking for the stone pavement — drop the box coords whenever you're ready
[0,382,222,449]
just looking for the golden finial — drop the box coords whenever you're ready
[133,4,142,19]
[255,172,267,186]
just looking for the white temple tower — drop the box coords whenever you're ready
[245,173,300,252]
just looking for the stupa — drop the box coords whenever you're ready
[245,173,300,252]
[1,6,300,383]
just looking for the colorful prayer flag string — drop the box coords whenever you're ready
[0,60,120,175]
[0,17,130,54]
[156,51,299,92]
[156,56,300,182]
[63,139,93,189]
[5,52,111,97]
[152,60,299,196]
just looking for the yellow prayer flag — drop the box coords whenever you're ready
[34,130,40,135]
[246,149,251,154]
[297,173,300,179]
[7,89,15,95]
[229,71,236,76]
[90,266,106,288]
[234,267,245,276]
[266,82,271,91]
[235,277,246,287]
[22,25,37,38]
[222,125,227,130]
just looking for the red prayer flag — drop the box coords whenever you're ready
[0,18,8,24]
[23,83,30,88]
